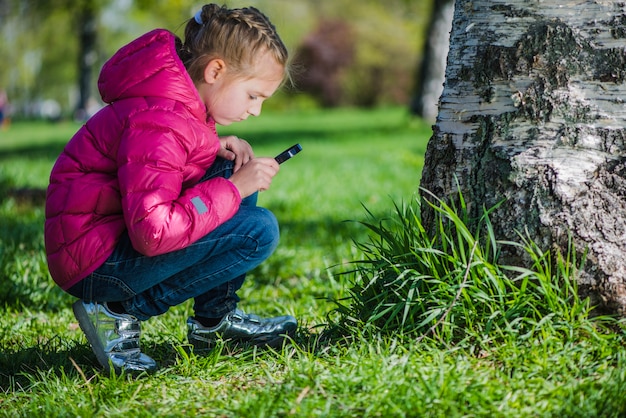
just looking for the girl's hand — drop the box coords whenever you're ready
[218,135,254,172]
[229,157,279,198]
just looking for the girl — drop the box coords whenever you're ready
[45,4,297,373]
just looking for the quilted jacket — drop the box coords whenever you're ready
[45,29,242,290]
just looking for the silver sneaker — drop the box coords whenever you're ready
[72,300,157,373]
[187,308,297,351]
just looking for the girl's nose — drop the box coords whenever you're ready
[248,102,262,117]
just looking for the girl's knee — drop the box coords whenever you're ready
[257,207,279,242]
[231,206,279,256]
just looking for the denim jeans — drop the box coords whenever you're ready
[67,158,279,321]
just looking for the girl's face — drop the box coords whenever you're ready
[200,51,284,126]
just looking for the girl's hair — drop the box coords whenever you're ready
[178,4,290,85]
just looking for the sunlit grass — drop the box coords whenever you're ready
[1,108,625,417]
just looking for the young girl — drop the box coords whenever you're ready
[45,4,297,373]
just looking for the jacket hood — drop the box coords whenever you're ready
[97,29,207,121]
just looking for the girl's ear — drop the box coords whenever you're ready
[203,59,227,84]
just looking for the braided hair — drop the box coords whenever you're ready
[178,4,290,86]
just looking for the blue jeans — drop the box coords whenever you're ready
[67,158,279,321]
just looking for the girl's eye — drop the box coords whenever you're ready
[249,95,258,100]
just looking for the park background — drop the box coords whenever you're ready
[0,0,430,121]
[1,1,625,417]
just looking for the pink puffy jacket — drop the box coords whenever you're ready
[45,29,242,290]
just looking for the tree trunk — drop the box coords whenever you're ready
[420,0,626,314]
[410,0,454,122]
[76,0,98,121]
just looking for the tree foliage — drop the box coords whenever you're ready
[1,0,430,117]
[292,20,356,107]
[292,0,426,107]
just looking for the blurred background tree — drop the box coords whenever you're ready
[0,0,438,119]
[410,0,453,121]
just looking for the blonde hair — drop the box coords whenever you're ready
[178,4,290,85]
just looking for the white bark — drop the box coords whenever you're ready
[421,0,626,313]
[412,0,454,121]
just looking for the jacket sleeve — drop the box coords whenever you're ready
[117,109,241,256]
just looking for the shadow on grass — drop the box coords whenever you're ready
[0,142,66,162]
[0,336,94,391]
[0,327,341,393]
[0,337,186,391]
[1,187,47,206]
[0,112,422,159]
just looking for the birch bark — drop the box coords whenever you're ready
[420,0,626,313]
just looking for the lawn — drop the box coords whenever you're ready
[1,107,625,417]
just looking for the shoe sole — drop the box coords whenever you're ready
[192,329,295,352]
[72,301,113,373]
[253,326,297,349]
[262,333,292,349]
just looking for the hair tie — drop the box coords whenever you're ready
[194,9,203,25]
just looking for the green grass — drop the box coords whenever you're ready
[1,107,625,417]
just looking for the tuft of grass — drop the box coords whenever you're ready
[328,189,620,349]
